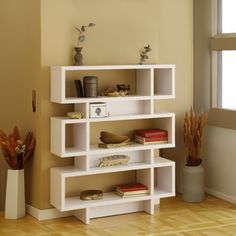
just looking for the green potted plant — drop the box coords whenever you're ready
[182,107,207,202]
[0,126,35,219]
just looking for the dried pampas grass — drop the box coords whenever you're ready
[184,107,207,166]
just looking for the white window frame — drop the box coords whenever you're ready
[209,0,236,129]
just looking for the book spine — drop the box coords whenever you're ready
[135,139,168,145]
[116,189,149,195]
[116,192,148,198]
[135,135,168,142]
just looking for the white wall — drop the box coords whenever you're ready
[203,126,236,203]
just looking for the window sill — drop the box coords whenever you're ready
[208,108,236,130]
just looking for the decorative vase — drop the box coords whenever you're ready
[74,47,83,65]
[5,169,25,219]
[182,165,205,202]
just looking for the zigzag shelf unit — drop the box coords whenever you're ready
[50,64,176,224]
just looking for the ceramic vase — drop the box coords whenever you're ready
[182,165,205,202]
[5,169,25,219]
[74,47,83,65]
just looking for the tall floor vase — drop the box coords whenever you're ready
[182,165,205,202]
[5,169,25,219]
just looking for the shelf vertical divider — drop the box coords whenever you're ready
[74,208,90,224]
[150,67,154,114]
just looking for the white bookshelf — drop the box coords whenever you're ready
[50,64,176,224]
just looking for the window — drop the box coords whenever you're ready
[209,0,236,129]
[218,50,236,110]
[221,0,236,33]
[216,0,236,110]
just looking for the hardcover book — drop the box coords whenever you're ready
[134,128,168,139]
[115,192,148,198]
[135,135,168,142]
[116,188,149,195]
[135,138,168,145]
[115,183,148,192]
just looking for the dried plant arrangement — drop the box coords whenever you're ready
[139,45,151,65]
[75,22,96,47]
[0,126,36,170]
[183,107,207,166]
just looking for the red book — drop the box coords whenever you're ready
[135,135,168,142]
[115,183,148,192]
[135,129,168,138]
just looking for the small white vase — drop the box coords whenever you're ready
[182,165,205,202]
[5,169,25,219]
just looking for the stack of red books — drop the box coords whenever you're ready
[134,128,168,145]
[115,183,149,198]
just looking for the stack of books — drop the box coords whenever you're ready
[134,128,168,145]
[115,183,149,198]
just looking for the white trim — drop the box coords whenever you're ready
[26,204,73,221]
[205,187,236,205]
[211,0,218,36]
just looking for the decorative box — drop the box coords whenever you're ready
[89,102,108,118]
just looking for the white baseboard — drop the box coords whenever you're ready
[26,204,73,221]
[205,187,236,205]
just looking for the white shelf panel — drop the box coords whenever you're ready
[90,142,175,155]
[63,192,151,211]
[154,95,175,100]
[89,112,175,122]
[63,147,86,158]
[52,112,175,124]
[51,117,87,124]
[154,187,175,199]
[153,157,175,167]
[52,162,151,178]
[52,64,175,71]
[61,96,151,104]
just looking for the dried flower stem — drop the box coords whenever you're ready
[183,107,207,166]
[75,23,95,47]
[0,126,36,169]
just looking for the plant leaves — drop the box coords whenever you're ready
[81,26,86,32]
[75,27,82,33]
[89,23,96,27]
[79,35,85,42]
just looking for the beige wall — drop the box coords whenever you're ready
[0,0,193,209]
[155,0,193,192]
[0,0,41,209]
[194,0,236,203]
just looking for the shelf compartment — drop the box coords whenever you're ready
[154,160,175,204]
[106,100,152,116]
[153,65,175,98]
[51,168,152,212]
[51,65,155,104]
[51,117,87,157]
[89,150,152,169]
[90,115,175,149]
